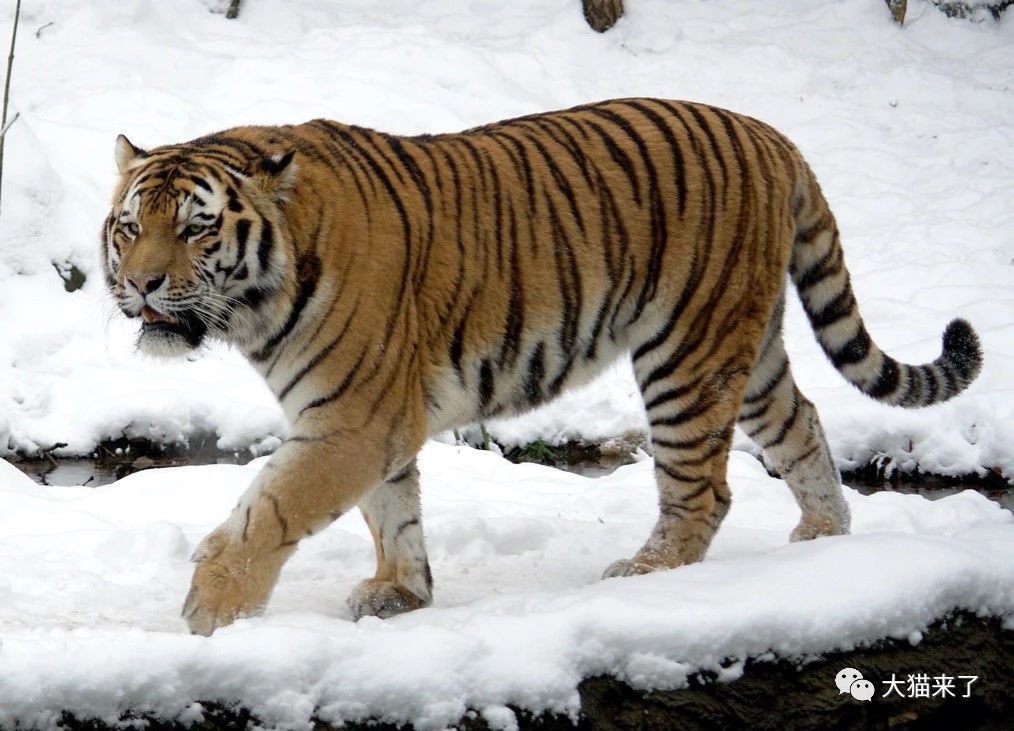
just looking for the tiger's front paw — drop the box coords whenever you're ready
[182,529,286,636]
[347,578,429,621]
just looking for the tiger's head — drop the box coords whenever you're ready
[102,133,297,358]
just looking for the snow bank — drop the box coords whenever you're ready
[1,443,1011,729]
[0,0,1011,479]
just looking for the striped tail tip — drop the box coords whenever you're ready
[860,318,982,408]
[941,318,983,388]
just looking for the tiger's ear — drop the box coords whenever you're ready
[115,134,147,174]
[256,150,298,200]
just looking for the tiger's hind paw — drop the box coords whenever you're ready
[790,512,849,542]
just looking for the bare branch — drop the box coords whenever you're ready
[0,0,22,213]
[0,111,19,139]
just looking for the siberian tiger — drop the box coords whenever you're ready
[102,99,982,636]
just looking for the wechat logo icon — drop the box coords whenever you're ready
[836,668,874,701]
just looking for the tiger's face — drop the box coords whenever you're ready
[102,134,294,358]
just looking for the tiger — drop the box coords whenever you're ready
[102,98,982,636]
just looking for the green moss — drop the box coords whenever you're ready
[506,439,562,465]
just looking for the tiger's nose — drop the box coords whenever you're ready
[127,273,166,295]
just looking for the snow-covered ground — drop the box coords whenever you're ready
[0,0,1010,479]
[1,443,1011,729]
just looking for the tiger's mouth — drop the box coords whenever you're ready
[138,305,208,350]
[141,305,179,327]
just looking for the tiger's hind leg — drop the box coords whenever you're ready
[604,331,758,578]
[737,295,851,541]
[347,459,433,620]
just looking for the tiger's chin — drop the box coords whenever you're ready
[135,307,208,359]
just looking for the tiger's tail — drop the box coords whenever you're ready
[789,166,982,408]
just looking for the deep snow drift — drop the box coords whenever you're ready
[0,0,1010,479]
[1,443,1011,728]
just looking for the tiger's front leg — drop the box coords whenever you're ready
[183,418,423,636]
[347,458,433,620]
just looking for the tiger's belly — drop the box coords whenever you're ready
[423,332,631,436]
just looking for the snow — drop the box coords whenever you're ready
[0,443,1011,728]
[0,0,1011,479]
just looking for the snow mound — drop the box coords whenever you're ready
[1,444,1011,729]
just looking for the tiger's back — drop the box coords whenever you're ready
[259,101,802,430]
[103,99,981,634]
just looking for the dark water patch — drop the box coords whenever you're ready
[8,435,1012,512]
[10,432,256,487]
[843,471,1013,513]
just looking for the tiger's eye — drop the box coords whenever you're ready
[123,222,140,237]
[182,223,207,239]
